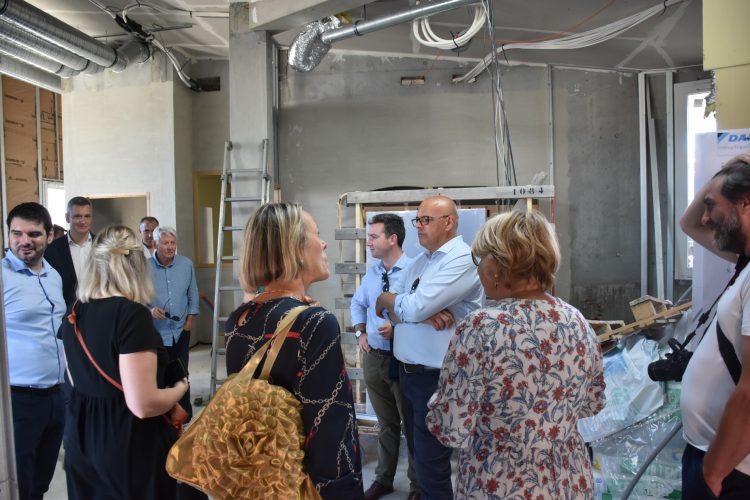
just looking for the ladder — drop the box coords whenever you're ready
[209,139,273,397]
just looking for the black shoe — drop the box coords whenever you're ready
[363,481,395,500]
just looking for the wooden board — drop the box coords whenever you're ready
[610,301,692,339]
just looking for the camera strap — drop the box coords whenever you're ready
[681,255,749,351]
[692,255,749,385]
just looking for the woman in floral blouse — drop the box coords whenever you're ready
[426,209,606,500]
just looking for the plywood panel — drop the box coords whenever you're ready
[3,76,38,206]
[39,89,59,179]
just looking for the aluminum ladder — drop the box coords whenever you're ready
[209,139,272,397]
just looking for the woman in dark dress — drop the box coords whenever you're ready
[225,202,365,499]
[59,225,188,500]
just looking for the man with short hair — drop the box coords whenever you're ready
[679,154,750,499]
[351,213,418,500]
[376,195,483,499]
[3,202,66,500]
[44,196,94,307]
[140,216,159,257]
[148,226,199,419]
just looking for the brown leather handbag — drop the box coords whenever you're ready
[166,305,321,499]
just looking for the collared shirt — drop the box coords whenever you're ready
[350,253,413,350]
[393,236,483,368]
[2,250,66,387]
[149,253,199,346]
[68,232,92,281]
[143,244,155,258]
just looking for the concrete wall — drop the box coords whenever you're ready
[278,52,642,321]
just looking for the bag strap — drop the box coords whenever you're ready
[239,305,308,380]
[716,322,742,385]
[68,301,124,392]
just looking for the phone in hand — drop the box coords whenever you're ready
[164,358,188,387]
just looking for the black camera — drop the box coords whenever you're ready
[647,338,693,382]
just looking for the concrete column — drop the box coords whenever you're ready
[228,2,275,295]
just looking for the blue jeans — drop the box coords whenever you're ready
[683,443,750,499]
[11,388,65,500]
[400,365,453,500]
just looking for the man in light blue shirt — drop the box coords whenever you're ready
[351,213,418,500]
[148,226,199,419]
[3,202,66,500]
[376,195,483,500]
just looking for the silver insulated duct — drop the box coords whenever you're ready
[0,53,61,92]
[0,0,148,72]
[289,0,480,71]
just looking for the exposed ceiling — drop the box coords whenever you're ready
[23,0,703,71]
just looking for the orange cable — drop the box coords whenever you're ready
[494,0,618,44]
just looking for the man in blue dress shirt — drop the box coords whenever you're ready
[148,225,199,420]
[376,195,483,500]
[351,213,418,500]
[3,202,66,500]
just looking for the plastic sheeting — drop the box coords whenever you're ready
[578,337,665,442]
[591,385,684,499]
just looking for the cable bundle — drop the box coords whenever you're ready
[412,3,486,51]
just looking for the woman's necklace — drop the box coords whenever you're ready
[253,288,304,303]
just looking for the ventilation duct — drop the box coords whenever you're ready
[0,0,148,72]
[289,0,480,71]
[0,37,78,76]
[0,19,100,74]
[0,53,61,92]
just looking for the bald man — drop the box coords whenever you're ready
[376,195,483,499]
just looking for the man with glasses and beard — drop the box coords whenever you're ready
[679,153,750,499]
[376,195,483,499]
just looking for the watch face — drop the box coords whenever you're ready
[355,330,363,338]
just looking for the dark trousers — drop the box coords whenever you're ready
[400,366,453,500]
[683,443,750,499]
[11,389,65,500]
[166,330,192,420]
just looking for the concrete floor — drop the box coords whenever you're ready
[44,344,415,499]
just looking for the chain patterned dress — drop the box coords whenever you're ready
[225,297,364,499]
[426,296,606,500]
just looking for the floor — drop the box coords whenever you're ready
[44,344,416,499]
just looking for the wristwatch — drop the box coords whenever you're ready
[355,330,366,339]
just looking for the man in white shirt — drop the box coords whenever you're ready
[44,196,93,307]
[376,195,483,499]
[679,153,750,499]
[140,216,159,257]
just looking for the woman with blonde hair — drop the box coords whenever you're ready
[225,202,364,499]
[59,225,188,499]
[426,209,606,499]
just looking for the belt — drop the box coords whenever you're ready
[11,384,62,396]
[402,363,440,374]
[368,348,392,357]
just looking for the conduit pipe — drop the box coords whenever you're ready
[0,37,78,76]
[0,0,146,72]
[289,0,480,71]
[0,19,98,73]
[0,54,61,92]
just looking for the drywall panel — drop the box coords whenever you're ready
[62,78,177,237]
[703,0,750,70]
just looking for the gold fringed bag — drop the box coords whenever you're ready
[166,305,321,499]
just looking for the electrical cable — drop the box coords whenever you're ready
[454,0,687,84]
[412,3,485,50]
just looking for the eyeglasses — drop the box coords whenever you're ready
[411,215,451,227]
[471,252,481,266]
[381,272,390,292]
[164,310,181,321]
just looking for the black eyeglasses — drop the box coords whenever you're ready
[381,272,390,292]
[471,252,481,266]
[411,215,450,227]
